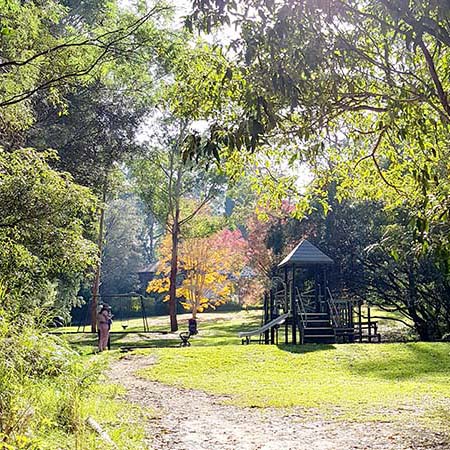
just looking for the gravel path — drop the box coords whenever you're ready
[110,355,449,450]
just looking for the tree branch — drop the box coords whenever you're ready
[0,4,170,69]
[417,37,450,120]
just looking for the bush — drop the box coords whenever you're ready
[0,315,101,448]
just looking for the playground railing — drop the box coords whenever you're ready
[295,287,309,330]
[326,288,342,329]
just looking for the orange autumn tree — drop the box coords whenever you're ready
[148,229,248,318]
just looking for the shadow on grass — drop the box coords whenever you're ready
[60,330,179,352]
[347,342,450,380]
[116,338,181,349]
[278,343,336,354]
[201,322,262,335]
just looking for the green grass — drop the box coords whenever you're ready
[59,311,262,353]
[102,310,449,431]
[77,380,154,449]
[31,352,151,450]
[31,373,150,450]
[59,310,450,432]
[139,343,450,414]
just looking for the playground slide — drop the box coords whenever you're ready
[238,313,290,338]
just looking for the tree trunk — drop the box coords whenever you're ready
[407,263,441,340]
[414,318,434,341]
[168,215,179,332]
[91,181,107,333]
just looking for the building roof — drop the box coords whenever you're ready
[278,239,333,268]
[137,261,159,274]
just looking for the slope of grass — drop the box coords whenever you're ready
[139,343,450,415]
[87,310,449,430]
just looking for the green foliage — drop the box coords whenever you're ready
[0,315,147,448]
[0,0,69,132]
[163,40,244,122]
[0,0,172,142]
[0,315,82,447]
[180,203,226,238]
[186,0,450,260]
[0,148,98,316]
[130,115,225,240]
[27,83,147,192]
[362,216,450,341]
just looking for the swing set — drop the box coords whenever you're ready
[76,293,151,333]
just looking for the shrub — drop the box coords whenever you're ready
[0,315,101,448]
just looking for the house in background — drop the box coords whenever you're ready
[137,261,159,294]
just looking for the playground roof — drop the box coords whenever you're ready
[278,239,333,267]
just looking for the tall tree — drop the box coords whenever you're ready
[131,116,223,331]
[186,0,450,252]
[148,228,247,319]
[0,149,97,317]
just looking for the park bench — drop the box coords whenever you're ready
[179,331,192,347]
[179,318,198,347]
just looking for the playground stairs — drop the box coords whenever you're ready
[301,312,336,344]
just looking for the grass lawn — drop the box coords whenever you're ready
[61,310,450,433]
[139,342,450,425]
[58,310,263,353]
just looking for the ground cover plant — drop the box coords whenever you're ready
[0,317,149,450]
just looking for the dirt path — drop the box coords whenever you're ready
[110,355,448,450]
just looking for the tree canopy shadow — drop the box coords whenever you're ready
[346,343,450,380]
[278,343,336,354]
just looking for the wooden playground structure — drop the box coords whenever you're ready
[239,239,381,345]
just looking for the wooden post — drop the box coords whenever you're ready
[91,179,107,333]
[358,301,363,343]
[264,292,270,344]
[367,304,372,343]
[375,323,380,342]
[168,217,180,332]
[291,265,297,345]
[323,266,328,313]
[284,267,289,344]
[270,290,275,344]
[284,267,289,312]
[319,266,328,312]
[314,268,319,312]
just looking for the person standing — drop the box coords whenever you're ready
[97,305,111,351]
